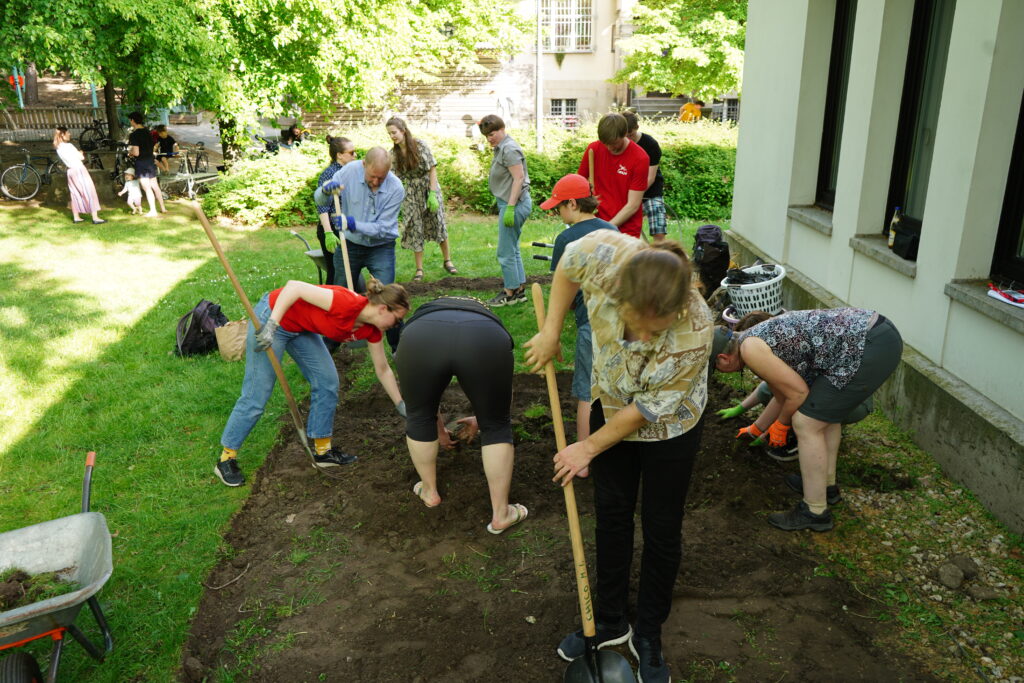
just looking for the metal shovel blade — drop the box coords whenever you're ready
[564,644,636,683]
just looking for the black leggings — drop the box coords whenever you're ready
[394,309,514,445]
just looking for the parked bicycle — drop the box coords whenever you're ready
[1,148,66,200]
[78,119,109,152]
[108,143,133,194]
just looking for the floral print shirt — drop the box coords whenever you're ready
[742,308,875,390]
[316,161,344,215]
[561,230,714,441]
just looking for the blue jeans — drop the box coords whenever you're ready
[220,295,339,450]
[495,190,531,290]
[333,239,401,351]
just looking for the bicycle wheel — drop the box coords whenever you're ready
[87,152,104,170]
[194,152,208,173]
[1,164,41,200]
[79,126,103,152]
[112,170,126,195]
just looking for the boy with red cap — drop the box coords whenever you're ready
[540,174,618,462]
[577,113,649,238]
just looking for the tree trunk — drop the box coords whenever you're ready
[103,80,121,140]
[218,119,243,165]
[23,63,39,105]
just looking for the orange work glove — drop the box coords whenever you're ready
[736,423,763,440]
[767,421,791,448]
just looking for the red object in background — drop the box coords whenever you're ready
[8,75,24,88]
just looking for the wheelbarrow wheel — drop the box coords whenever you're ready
[0,651,43,683]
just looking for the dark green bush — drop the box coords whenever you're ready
[202,119,736,226]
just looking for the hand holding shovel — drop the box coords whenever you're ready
[330,188,355,290]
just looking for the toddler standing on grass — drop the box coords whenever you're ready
[118,168,143,214]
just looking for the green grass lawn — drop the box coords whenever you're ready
[0,200,704,681]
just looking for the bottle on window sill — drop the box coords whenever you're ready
[887,206,902,249]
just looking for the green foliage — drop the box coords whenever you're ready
[203,120,737,226]
[613,0,746,100]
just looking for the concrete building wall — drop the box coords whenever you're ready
[731,0,1024,532]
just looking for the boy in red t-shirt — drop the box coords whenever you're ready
[577,113,649,238]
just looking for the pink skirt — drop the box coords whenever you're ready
[67,166,101,215]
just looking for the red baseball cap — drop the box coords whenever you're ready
[540,174,592,210]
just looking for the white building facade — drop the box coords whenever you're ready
[731,0,1024,532]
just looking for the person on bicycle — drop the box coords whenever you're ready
[153,125,180,175]
[53,126,105,224]
[127,112,166,216]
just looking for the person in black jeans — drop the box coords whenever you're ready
[395,296,528,535]
[525,229,713,683]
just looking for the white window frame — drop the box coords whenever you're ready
[541,0,594,53]
[549,99,579,129]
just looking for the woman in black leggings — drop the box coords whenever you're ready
[394,296,528,535]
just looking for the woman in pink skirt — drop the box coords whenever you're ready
[54,127,105,224]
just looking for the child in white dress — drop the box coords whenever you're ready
[118,168,143,214]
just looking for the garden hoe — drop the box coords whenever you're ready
[531,283,637,683]
[192,203,343,480]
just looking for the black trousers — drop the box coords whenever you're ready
[590,401,704,638]
[394,309,514,445]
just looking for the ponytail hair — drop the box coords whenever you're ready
[53,126,70,148]
[364,277,410,312]
[615,239,693,318]
[327,135,353,161]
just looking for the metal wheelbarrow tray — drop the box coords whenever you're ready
[0,453,114,682]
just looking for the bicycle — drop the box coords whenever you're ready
[108,143,133,194]
[1,148,66,200]
[78,119,108,152]
[176,142,208,174]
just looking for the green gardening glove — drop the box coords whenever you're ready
[502,205,516,228]
[716,402,746,420]
[323,232,339,252]
[427,190,440,213]
[750,435,765,447]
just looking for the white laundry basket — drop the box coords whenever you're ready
[721,264,786,316]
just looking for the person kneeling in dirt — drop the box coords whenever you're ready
[713,309,903,531]
[525,229,713,683]
[394,296,528,535]
[216,279,409,487]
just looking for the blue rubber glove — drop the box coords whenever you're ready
[330,215,344,232]
[322,179,342,194]
[344,215,358,233]
[502,205,515,228]
[426,190,440,213]
[323,233,339,252]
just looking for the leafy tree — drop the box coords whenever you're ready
[613,0,746,100]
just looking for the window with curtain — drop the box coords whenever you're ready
[992,88,1024,285]
[816,0,858,210]
[541,0,593,53]
[886,0,957,233]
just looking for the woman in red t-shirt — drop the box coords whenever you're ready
[216,278,409,487]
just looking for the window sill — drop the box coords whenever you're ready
[787,205,833,236]
[944,280,1024,336]
[849,235,917,278]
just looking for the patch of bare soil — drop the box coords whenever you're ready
[180,296,939,682]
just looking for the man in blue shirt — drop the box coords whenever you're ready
[314,147,405,350]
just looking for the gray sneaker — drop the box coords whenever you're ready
[768,501,834,531]
[313,449,358,467]
[629,634,669,683]
[214,458,245,487]
[556,621,632,662]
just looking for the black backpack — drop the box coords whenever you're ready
[693,224,730,299]
[175,300,228,356]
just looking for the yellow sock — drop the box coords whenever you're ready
[805,499,828,515]
[220,447,238,462]
[314,438,332,456]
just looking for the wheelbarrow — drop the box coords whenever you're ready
[290,231,329,284]
[0,452,113,682]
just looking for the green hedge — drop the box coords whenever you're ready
[202,119,736,226]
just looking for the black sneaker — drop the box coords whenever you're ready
[764,432,799,462]
[629,634,670,683]
[214,458,245,487]
[768,501,834,531]
[486,288,526,307]
[556,621,632,662]
[784,473,841,505]
[509,285,527,304]
[313,449,358,467]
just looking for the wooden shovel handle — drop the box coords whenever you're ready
[331,192,355,290]
[530,282,597,638]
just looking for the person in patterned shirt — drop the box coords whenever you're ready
[525,229,713,683]
[714,308,903,531]
[315,136,357,286]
